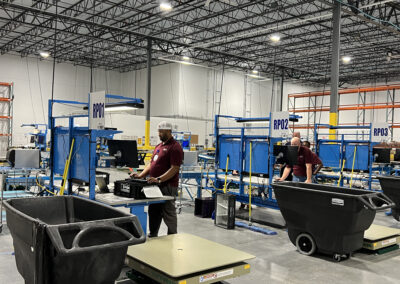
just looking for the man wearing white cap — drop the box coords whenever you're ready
[132,121,183,237]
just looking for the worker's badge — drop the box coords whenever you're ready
[153,154,159,161]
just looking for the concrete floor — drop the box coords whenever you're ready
[2,202,400,284]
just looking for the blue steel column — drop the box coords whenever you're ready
[89,130,96,200]
[268,113,273,200]
[67,117,74,195]
[239,128,245,196]
[214,115,219,189]
[48,99,54,193]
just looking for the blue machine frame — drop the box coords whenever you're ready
[314,124,391,190]
[205,114,300,209]
[48,95,143,199]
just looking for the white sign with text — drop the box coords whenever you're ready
[89,91,105,130]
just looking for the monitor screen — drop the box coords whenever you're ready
[372,148,391,163]
[273,145,298,165]
[107,139,139,168]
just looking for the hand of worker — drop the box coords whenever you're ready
[147,177,160,184]
[129,172,141,178]
[305,179,312,183]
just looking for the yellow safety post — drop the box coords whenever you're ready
[349,146,357,188]
[329,112,338,140]
[144,120,150,148]
[337,158,346,186]
[223,155,230,194]
[60,138,75,196]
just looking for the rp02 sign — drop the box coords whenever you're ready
[371,122,389,142]
[89,91,105,130]
[271,111,290,138]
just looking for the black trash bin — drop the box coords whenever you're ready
[3,196,146,284]
[377,176,400,221]
[272,182,394,261]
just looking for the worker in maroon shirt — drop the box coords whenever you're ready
[279,137,313,183]
[302,141,323,182]
[131,121,183,237]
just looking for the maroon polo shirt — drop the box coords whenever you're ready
[287,146,313,177]
[149,138,183,187]
[311,152,322,172]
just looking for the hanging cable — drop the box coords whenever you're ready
[217,64,225,116]
[36,59,46,123]
[180,64,190,131]
[26,59,37,124]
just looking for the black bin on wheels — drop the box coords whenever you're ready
[4,196,146,284]
[377,176,400,221]
[272,182,394,261]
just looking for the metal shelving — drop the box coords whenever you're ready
[288,84,400,138]
[0,82,13,160]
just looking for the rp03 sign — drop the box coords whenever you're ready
[371,122,389,142]
[271,111,290,138]
[89,91,105,130]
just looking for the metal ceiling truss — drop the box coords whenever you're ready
[0,0,399,85]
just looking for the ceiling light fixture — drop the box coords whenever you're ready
[160,2,172,12]
[39,51,50,58]
[269,34,281,42]
[252,69,259,74]
[182,56,190,61]
[342,56,352,64]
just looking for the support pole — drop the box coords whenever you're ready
[329,1,341,139]
[145,38,152,148]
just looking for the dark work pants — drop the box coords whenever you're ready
[148,184,177,237]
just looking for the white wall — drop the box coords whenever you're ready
[0,54,325,147]
[0,54,122,145]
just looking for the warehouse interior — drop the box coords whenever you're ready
[1,0,400,283]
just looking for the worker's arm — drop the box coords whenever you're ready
[148,165,180,183]
[279,167,292,181]
[305,163,312,183]
[313,163,323,175]
[131,163,151,179]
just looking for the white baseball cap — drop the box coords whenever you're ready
[157,121,173,130]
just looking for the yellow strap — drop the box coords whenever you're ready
[60,138,75,195]
[223,155,229,194]
[337,158,346,186]
[349,146,357,188]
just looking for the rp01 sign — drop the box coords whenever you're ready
[371,122,389,142]
[271,111,290,138]
[89,91,105,130]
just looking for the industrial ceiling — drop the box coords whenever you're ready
[0,0,400,85]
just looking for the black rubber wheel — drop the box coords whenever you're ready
[296,233,316,256]
[333,254,342,262]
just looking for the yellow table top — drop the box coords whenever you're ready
[364,224,400,241]
[126,233,255,278]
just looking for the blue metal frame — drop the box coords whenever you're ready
[48,94,142,199]
[207,114,301,209]
[314,124,391,190]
